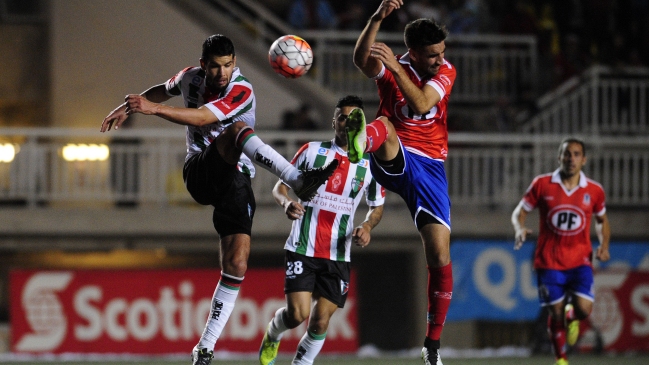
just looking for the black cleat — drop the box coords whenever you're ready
[294,159,339,201]
[421,338,443,365]
[191,346,213,365]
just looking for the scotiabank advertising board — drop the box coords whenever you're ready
[578,271,649,352]
[10,269,358,354]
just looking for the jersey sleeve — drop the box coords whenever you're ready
[364,178,386,207]
[426,59,456,100]
[290,143,310,167]
[521,177,541,211]
[203,82,254,121]
[164,67,192,96]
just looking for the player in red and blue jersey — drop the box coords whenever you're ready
[351,1,455,364]
[101,34,337,365]
[512,138,611,365]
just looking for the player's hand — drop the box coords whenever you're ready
[124,94,158,116]
[595,245,610,262]
[352,223,371,247]
[101,103,128,132]
[514,227,532,250]
[283,200,305,220]
[370,43,399,72]
[371,0,403,21]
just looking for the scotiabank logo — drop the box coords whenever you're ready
[15,272,73,351]
[10,269,358,354]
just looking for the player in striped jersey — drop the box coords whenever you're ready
[352,1,454,364]
[259,95,385,365]
[512,138,611,365]
[100,34,337,365]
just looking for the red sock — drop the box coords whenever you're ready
[426,262,453,340]
[365,120,388,153]
[548,314,567,360]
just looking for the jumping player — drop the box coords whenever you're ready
[259,95,385,365]
[512,138,611,365]
[100,34,337,365]
[350,1,455,364]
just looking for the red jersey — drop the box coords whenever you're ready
[374,54,456,160]
[521,169,607,270]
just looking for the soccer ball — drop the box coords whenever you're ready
[268,35,313,79]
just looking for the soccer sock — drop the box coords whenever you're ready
[197,272,243,350]
[548,314,568,360]
[365,119,389,153]
[292,330,326,365]
[565,304,575,322]
[425,262,453,342]
[267,307,291,341]
[236,127,302,189]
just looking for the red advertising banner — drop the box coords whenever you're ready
[578,271,649,352]
[10,269,358,354]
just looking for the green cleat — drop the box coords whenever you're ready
[259,330,280,365]
[345,107,367,164]
[565,304,579,346]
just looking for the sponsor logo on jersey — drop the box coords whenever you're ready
[583,193,590,204]
[439,74,451,86]
[317,148,329,156]
[547,204,586,235]
[331,172,343,191]
[191,75,202,86]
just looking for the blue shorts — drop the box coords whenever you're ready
[369,144,451,231]
[536,266,594,306]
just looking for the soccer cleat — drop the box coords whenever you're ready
[565,304,579,346]
[191,346,213,365]
[258,329,281,365]
[421,338,443,365]
[345,107,367,163]
[294,159,339,201]
[554,358,569,365]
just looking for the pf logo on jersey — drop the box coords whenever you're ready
[547,204,586,236]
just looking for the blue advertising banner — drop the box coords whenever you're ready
[447,240,649,321]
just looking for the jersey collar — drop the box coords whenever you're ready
[551,168,588,190]
[398,52,424,81]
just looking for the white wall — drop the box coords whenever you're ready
[49,0,300,129]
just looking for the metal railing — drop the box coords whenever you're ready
[205,0,538,104]
[522,66,649,135]
[1,128,648,208]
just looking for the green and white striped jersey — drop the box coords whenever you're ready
[284,140,385,262]
[164,66,256,176]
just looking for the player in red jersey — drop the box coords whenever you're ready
[512,138,611,365]
[351,1,455,364]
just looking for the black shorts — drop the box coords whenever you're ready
[183,143,255,237]
[284,250,351,308]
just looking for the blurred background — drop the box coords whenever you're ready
[0,0,648,360]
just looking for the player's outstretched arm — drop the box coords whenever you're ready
[353,205,384,247]
[511,201,532,250]
[353,0,403,78]
[101,84,172,132]
[273,180,305,221]
[595,213,611,262]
